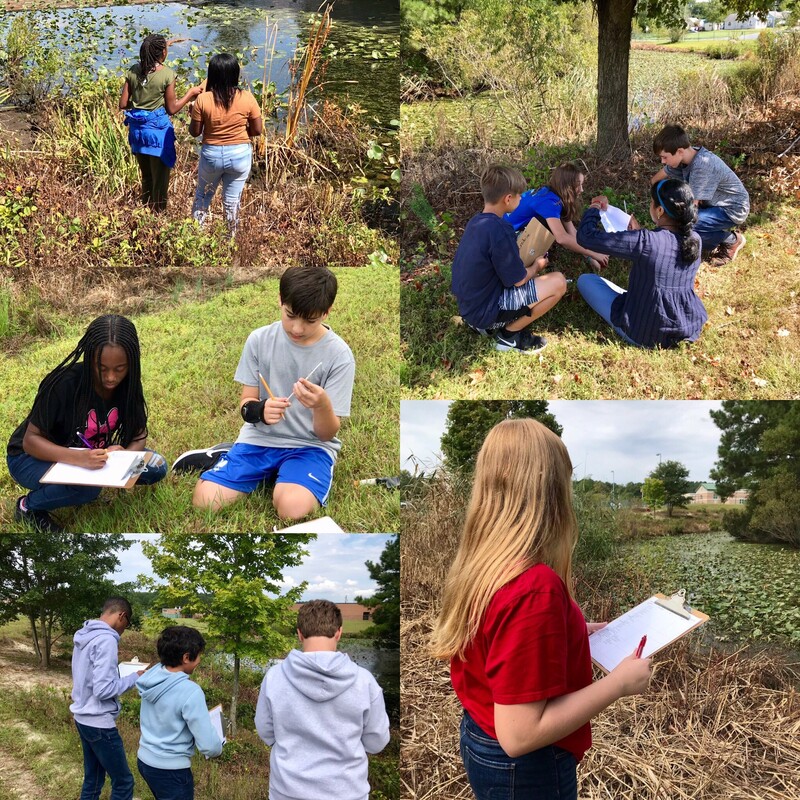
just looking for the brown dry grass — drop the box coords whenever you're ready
[401,477,800,799]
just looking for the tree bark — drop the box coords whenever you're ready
[595,0,636,158]
[230,653,240,738]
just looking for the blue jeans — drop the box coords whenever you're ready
[75,722,135,800]
[7,449,167,512]
[694,206,736,251]
[137,759,194,800]
[460,713,578,800]
[576,274,640,347]
[192,143,252,232]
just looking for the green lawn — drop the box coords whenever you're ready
[0,266,399,532]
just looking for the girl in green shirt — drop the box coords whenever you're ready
[119,35,202,211]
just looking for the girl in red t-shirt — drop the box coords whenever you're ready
[431,418,652,799]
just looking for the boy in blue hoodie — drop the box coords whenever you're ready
[71,596,142,800]
[136,625,223,800]
[254,599,390,800]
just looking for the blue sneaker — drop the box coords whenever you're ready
[494,329,547,354]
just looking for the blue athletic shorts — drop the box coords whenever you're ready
[199,443,335,506]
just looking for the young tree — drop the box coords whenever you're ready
[711,401,799,545]
[355,536,399,650]
[642,477,666,517]
[649,459,693,516]
[0,534,130,669]
[142,534,312,736]
[441,401,562,475]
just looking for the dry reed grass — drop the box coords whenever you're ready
[401,477,800,800]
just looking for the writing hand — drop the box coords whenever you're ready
[610,650,653,697]
[77,448,109,470]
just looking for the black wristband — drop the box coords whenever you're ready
[241,399,266,424]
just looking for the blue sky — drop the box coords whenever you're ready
[113,534,394,602]
[401,400,725,485]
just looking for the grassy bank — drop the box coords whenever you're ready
[0,267,400,533]
[400,111,800,399]
[0,627,399,800]
[401,477,800,799]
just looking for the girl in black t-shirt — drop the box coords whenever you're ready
[6,314,167,532]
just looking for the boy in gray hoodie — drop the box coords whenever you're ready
[70,596,142,800]
[255,599,391,800]
[136,625,223,800]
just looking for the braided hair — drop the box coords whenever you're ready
[138,34,167,79]
[206,53,240,112]
[651,178,700,264]
[30,315,148,448]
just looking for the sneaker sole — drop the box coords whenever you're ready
[495,341,547,355]
[729,234,746,262]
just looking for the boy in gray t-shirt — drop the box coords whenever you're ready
[193,266,355,520]
[651,124,749,266]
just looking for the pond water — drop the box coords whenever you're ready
[7,0,399,126]
[212,638,398,685]
[621,531,800,647]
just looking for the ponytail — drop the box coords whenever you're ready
[651,179,700,264]
[138,34,167,79]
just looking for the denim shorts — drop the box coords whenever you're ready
[460,712,578,800]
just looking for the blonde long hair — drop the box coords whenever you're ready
[430,418,578,661]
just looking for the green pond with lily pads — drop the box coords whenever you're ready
[620,531,800,648]
[2,0,399,127]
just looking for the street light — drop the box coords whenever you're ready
[657,453,662,466]
[611,470,616,508]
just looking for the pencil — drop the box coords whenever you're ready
[258,371,275,400]
[287,362,323,401]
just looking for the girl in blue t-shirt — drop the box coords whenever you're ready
[6,314,167,532]
[505,162,610,271]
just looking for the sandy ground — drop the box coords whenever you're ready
[0,639,73,800]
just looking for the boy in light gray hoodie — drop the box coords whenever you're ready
[255,599,390,800]
[70,596,142,800]
[136,625,223,800]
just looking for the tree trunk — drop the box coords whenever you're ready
[230,653,240,738]
[595,0,636,159]
[28,613,44,668]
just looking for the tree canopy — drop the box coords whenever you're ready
[441,400,562,475]
[0,533,130,668]
[648,459,693,516]
[355,536,399,650]
[642,477,666,516]
[710,401,799,546]
[142,534,313,735]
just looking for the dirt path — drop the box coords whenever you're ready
[0,641,71,691]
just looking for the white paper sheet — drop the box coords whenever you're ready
[209,704,226,746]
[118,660,149,677]
[273,516,345,533]
[589,596,706,673]
[600,204,632,233]
[41,449,146,487]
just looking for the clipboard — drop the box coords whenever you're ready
[118,657,149,677]
[209,704,227,748]
[40,449,156,489]
[588,590,709,674]
[516,217,555,268]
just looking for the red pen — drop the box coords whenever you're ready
[636,635,647,658]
